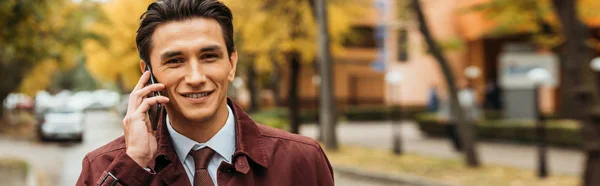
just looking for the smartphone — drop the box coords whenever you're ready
[145,65,163,131]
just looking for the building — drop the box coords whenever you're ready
[274,0,600,115]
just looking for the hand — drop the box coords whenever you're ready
[123,71,170,167]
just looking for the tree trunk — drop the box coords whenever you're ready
[247,61,260,112]
[412,0,480,167]
[558,75,580,118]
[288,52,301,134]
[0,60,29,120]
[557,41,580,119]
[270,58,282,107]
[551,1,600,185]
[315,0,339,150]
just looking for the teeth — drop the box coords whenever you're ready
[185,92,209,98]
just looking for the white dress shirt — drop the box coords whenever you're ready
[166,105,236,186]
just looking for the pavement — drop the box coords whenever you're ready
[0,111,397,186]
[0,111,582,186]
[300,121,585,176]
[0,111,123,186]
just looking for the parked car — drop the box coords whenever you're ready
[38,108,85,142]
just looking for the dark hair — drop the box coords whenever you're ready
[136,0,235,64]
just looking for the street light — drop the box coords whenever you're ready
[590,57,600,71]
[465,66,482,80]
[233,77,245,89]
[464,66,481,121]
[527,67,551,179]
[385,71,403,155]
[232,77,244,102]
[312,75,322,141]
[312,75,322,110]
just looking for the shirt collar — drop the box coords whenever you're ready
[166,105,236,164]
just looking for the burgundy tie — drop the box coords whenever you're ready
[191,148,216,186]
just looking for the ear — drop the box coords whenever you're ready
[140,60,147,73]
[227,49,238,82]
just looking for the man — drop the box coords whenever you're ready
[76,0,334,185]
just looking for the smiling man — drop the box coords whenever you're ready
[76,0,334,185]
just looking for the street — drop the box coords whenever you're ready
[0,111,394,186]
[0,111,123,186]
[301,121,584,176]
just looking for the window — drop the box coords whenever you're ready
[398,29,408,62]
[343,26,377,48]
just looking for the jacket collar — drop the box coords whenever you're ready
[152,97,269,179]
[228,98,269,168]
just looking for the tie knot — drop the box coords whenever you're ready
[191,147,216,170]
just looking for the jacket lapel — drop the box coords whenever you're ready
[149,98,270,185]
[152,108,192,186]
[228,99,269,173]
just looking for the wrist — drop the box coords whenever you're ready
[126,150,152,167]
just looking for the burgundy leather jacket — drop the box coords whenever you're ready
[76,99,334,186]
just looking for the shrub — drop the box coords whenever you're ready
[415,112,583,147]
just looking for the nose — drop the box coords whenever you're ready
[184,60,207,87]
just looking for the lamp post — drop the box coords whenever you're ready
[591,57,600,94]
[464,66,482,87]
[232,77,244,102]
[385,71,403,155]
[590,57,600,72]
[312,75,322,141]
[464,66,481,122]
[527,68,551,179]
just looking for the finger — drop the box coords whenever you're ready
[128,83,166,115]
[135,96,170,114]
[132,83,165,101]
[127,71,150,114]
[128,83,165,114]
[133,71,151,92]
[138,96,169,132]
[145,113,155,133]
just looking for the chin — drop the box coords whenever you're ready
[182,108,216,123]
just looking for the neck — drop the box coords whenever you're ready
[167,103,229,143]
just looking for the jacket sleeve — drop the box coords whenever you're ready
[76,151,155,186]
[314,144,335,186]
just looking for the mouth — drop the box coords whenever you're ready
[180,91,214,101]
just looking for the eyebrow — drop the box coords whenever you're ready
[160,51,183,61]
[199,45,223,53]
[159,45,224,62]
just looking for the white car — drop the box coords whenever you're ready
[39,108,85,142]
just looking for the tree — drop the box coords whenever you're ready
[84,0,154,93]
[0,0,100,116]
[551,1,600,185]
[467,0,600,118]
[315,0,338,150]
[223,0,365,134]
[412,0,481,167]
[468,0,600,182]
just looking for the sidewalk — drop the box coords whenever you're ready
[300,121,584,176]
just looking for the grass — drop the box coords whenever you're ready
[0,158,29,186]
[0,111,37,139]
[325,146,579,186]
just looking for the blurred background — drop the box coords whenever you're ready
[1,0,600,186]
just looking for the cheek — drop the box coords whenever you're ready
[207,63,232,83]
[159,71,183,94]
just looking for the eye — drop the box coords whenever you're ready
[201,53,219,61]
[166,58,184,64]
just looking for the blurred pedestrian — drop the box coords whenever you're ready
[483,81,502,110]
[427,85,440,112]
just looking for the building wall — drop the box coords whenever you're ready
[278,49,385,108]
[385,0,468,107]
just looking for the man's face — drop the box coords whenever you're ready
[144,17,237,123]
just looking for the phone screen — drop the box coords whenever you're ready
[145,65,163,131]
